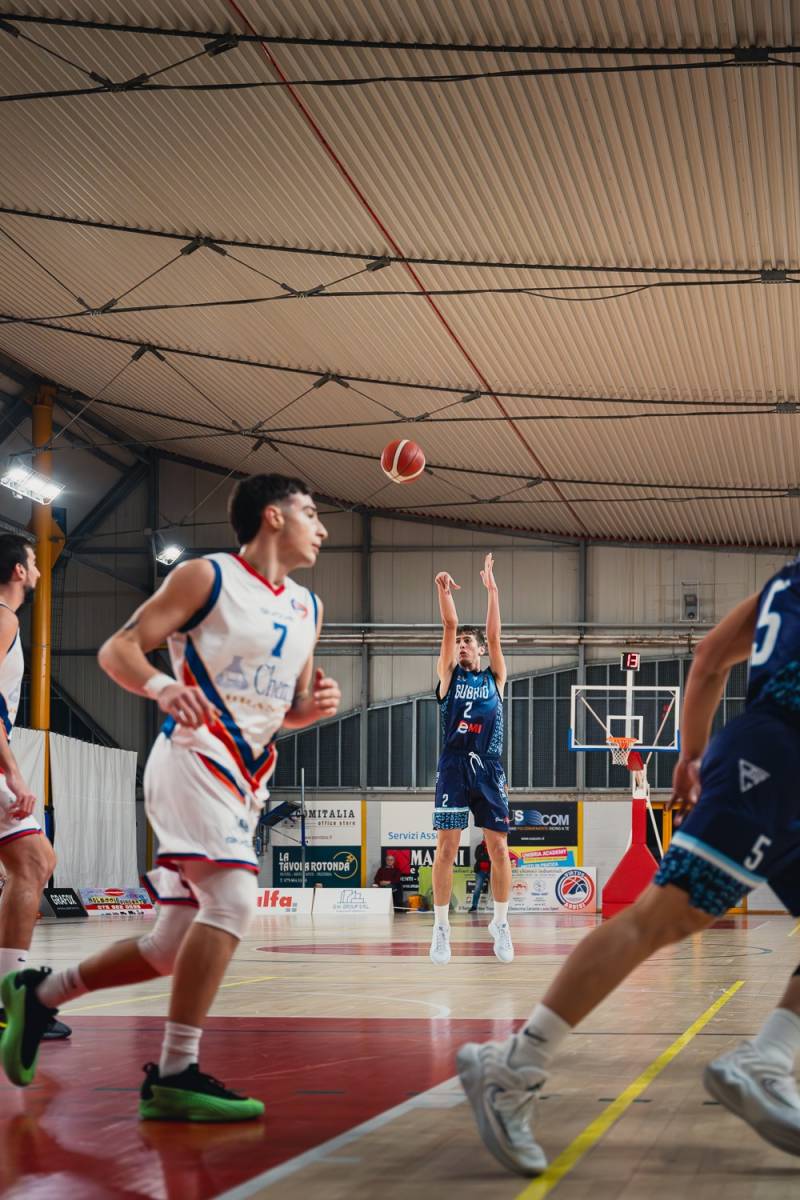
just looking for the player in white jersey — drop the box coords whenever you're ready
[0,535,69,1045]
[1,476,340,1121]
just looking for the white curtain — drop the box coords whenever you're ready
[10,726,47,831]
[50,733,139,888]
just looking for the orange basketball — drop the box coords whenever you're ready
[380,439,426,483]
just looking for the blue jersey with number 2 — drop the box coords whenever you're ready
[437,666,503,757]
[747,559,800,717]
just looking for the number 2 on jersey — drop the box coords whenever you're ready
[751,579,791,667]
[271,622,288,658]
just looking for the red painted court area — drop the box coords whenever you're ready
[0,1014,515,1200]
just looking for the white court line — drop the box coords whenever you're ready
[301,991,451,1019]
[214,1074,464,1199]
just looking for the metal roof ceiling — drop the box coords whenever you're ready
[2,1,800,547]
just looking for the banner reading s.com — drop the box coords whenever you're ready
[507,801,580,868]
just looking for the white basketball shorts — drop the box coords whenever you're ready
[144,734,262,875]
[0,773,42,849]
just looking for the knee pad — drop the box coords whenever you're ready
[139,904,196,975]
[183,864,256,941]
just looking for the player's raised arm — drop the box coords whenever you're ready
[282,598,341,730]
[97,557,220,728]
[669,591,760,811]
[435,570,460,693]
[481,553,507,694]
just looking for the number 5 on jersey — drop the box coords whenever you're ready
[751,579,791,667]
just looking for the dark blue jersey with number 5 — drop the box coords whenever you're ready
[436,666,503,757]
[746,559,800,718]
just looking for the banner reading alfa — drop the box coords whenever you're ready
[273,846,361,888]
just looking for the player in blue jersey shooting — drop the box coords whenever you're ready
[457,562,800,1177]
[430,553,512,966]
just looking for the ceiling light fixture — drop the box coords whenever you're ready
[0,465,63,504]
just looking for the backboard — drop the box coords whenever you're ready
[568,683,680,754]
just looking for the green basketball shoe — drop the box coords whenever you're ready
[139,1062,265,1122]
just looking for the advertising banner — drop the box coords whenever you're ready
[417,865,474,911]
[313,888,393,916]
[380,800,469,847]
[380,845,470,890]
[416,865,597,913]
[509,867,597,913]
[272,846,361,888]
[78,887,154,916]
[507,802,579,867]
[269,800,361,847]
[41,888,88,919]
[255,888,314,915]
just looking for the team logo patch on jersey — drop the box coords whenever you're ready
[291,597,310,619]
[215,657,249,690]
[739,759,771,793]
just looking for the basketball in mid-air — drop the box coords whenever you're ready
[380,439,426,483]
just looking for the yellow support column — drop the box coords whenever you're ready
[29,384,56,813]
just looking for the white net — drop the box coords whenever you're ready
[606,736,639,766]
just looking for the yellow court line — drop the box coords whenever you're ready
[516,979,744,1200]
[788,921,800,937]
[63,974,276,1014]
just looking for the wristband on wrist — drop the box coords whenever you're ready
[142,673,177,699]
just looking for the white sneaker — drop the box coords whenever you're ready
[704,1040,800,1156]
[457,1040,547,1176]
[488,919,514,963]
[430,924,451,965]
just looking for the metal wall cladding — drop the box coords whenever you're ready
[3,3,800,545]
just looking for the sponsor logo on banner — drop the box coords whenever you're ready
[510,846,576,869]
[255,888,313,914]
[380,800,469,847]
[508,802,578,850]
[270,801,361,846]
[382,845,470,889]
[507,867,597,913]
[42,888,88,919]
[273,846,361,888]
[314,887,393,916]
[555,869,596,911]
[79,887,154,916]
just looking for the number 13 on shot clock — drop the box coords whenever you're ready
[621,651,640,672]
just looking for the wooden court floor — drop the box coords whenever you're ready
[2,909,800,1199]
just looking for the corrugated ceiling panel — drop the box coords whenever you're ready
[2,2,800,546]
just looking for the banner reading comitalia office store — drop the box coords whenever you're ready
[507,801,580,869]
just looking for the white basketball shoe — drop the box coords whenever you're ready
[429,924,451,965]
[457,1039,547,1176]
[488,919,515,963]
[704,1040,800,1155]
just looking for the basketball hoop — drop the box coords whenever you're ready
[607,735,639,766]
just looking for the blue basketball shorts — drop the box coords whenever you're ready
[654,707,800,916]
[433,752,510,834]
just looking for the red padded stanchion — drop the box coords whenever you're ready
[601,797,659,917]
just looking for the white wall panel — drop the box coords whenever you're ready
[582,799,631,893]
[315,654,359,715]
